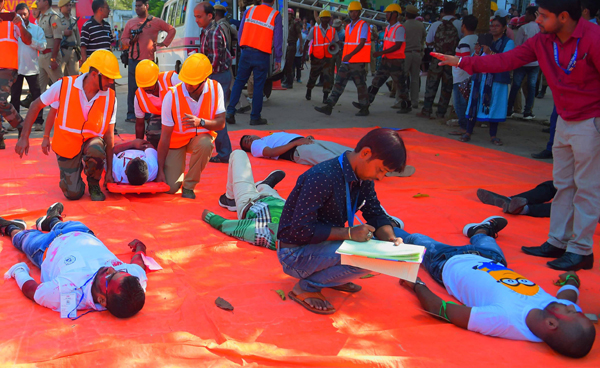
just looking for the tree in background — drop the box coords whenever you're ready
[148,0,165,17]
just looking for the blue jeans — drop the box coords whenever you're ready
[452,83,468,131]
[12,221,94,268]
[127,58,143,120]
[226,48,270,121]
[277,227,406,292]
[546,105,558,151]
[209,70,233,160]
[507,66,539,115]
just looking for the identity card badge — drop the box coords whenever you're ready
[60,293,77,319]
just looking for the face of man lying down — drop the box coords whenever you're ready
[241,135,260,151]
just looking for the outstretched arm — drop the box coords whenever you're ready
[128,239,147,271]
[555,272,580,303]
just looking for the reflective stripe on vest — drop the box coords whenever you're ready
[52,76,115,159]
[168,80,219,149]
[310,26,335,59]
[383,23,406,59]
[0,21,18,69]
[341,20,371,63]
[239,5,278,54]
[135,71,177,115]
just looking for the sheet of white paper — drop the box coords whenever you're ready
[337,239,425,262]
[141,254,163,271]
[340,254,421,282]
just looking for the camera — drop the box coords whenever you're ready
[130,27,143,38]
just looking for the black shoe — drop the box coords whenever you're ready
[218,194,236,211]
[0,136,4,150]
[397,102,412,114]
[463,216,508,238]
[35,202,64,232]
[305,89,311,100]
[542,127,551,133]
[250,118,268,126]
[522,241,566,258]
[256,170,285,189]
[547,252,594,271]
[236,105,251,114]
[531,149,552,159]
[226,114,236,125]
[322,92,329,104]
[477,189,510,211]
[89,185,106,201]
[182,188,196,199]
[507,197,528,215]
[281,83,293,89]
[209,156,229,164]
[20,93,32,108]
[355,107,369,116]
[125,118,135,123]
[0,217,26,236]
[536,89,546,99]
[352,101,362,109]
[315,105,332,116]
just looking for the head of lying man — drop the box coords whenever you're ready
[92,266,146,318]
[125,157,149,186]
[350,128,407,181]
[530,302,595,358]
[240,135,261,152]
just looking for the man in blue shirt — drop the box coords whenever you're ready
[277,128,407,314]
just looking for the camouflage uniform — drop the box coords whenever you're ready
[368,58,408,104]
[421,58,454,117]
[56,137,106,200]
[326,62,369,107]
[0,68,23,129]
[307,55,335,93]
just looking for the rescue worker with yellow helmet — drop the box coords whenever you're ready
[134,59,181,148]
[15,49,120,202]
[156,53,226,199]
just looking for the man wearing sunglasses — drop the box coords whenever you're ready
[1,203,148,319]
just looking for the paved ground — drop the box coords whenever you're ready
[4,54,555,161]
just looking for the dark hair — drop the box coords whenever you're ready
[92,0,106,13]
[537,0,582,21]
[443,1,457,15]
[354,128,407,173]
[15,3,29,12]
[406,12,417,19]
[46,0,53,6]
[106,276,145,318]
[462,14,478,31]
[544,318,596,358]
[126,158,149,186]
[136,0,149,4]
[582,0,600,18]
[492,15,508,28]
[215,8,226,17]
[240,135,251,152]
[199,1,215,17]
[526,6,539,17]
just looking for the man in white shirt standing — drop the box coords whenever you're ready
[1,203,148,319]
[507,6,541,120]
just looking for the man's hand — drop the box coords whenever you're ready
[182,114,202,129]
[64,29,73,37]
[430,52,460,67]
[295,137,315,146]
[373,51,382,58]
[12,14,22,26]
[400,277,423,292]
[482,45,492,55]
[156,42,166,48]
[202,209,211,221]
[15,137,30,158]
[132,138,151,150]
[389,237,404,246]
[104,172,114,188]
[343,54,352,63]
[273,62,281,73]
[349,224,376,242]
[4,262,31,280]
[155,171,166,183]
[41,137,52,155]
[128,239,147,254]
[49,59,59,70]
[557,271,580,286]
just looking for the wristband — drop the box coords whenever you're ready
[557,284,580,298]
[14,269,34,290]
[135,251,145,256]
[348,227,352,240]
[554,274,580,287]
[43,135,49,138]
[439,300,458,321]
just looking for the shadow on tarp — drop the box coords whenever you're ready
[0,128,598,367]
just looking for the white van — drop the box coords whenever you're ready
[156,0,201,73]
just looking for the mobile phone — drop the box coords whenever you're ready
[0,12,16,21]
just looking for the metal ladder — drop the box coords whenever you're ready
[288,0,388,26]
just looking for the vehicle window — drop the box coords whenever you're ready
[160,2,168,20]
[175,0,187,27]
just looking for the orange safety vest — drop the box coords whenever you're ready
[168,79,219,149]
[383,23,406,59]
[239,4,279,54]
[52,76,116,159]
[309,25,336,59]
[0,20,18,69]
[341,20,371,63]
[135,71,177,115]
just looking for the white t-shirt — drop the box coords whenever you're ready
[515,22,540,67]
[40,73,117,125]
[442,255,581,342]
[134,73,181,118]
[251,132,303,159]
[452,34,478,83]
[34,231,147,313]
[161,81,226,127]
[111,148,158,184]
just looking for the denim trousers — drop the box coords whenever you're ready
[127,58,143,120]
[209,70,233,160]
[452,83,468,131]
[507,66,539,115]
[226,48,270,121]
[12,221,94,268]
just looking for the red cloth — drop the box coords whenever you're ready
[460,18,600,121]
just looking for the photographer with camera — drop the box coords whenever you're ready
[122,0,175,123]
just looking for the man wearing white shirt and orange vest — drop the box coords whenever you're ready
[134,59,180,148]
[315,1,371,117]
[365,4,410,113]
[156,53,225,199]
[0,0,32,149]
[226,0,283,126]
[15,49,120,202]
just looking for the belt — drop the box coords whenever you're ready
[277,241,300,250]
[42,49,53,54]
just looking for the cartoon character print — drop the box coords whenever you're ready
[473,261,540,296]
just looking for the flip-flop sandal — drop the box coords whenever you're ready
[491,137,504,146]
[330,282,362,293]
[288,290,336,315]
[386,165,416,178]
[459,133,471,142]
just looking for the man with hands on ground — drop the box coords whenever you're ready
[400,216,594,358]
[1,203,148,319]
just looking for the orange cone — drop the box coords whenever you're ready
[272,80,287,90]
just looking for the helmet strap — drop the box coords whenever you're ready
[98,73,103,91]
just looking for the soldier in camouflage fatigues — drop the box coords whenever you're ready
[368,59,409,110]
[57,137,106,200]
[421,58,454,118]
[0,69,24,149]
[327,63,369,106]
[307,56,335,94]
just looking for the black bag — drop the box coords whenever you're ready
[120,51,129,67]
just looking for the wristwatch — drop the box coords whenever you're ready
[200,118,206,127]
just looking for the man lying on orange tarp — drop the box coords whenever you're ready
[1,203,148,319]
[400,217,595,359]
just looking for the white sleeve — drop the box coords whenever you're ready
[426,22,439,44]
[134,96,145,119]
[467,305,511,338]
[171,73,181,86]
[112,153,125,182]
[161,92,175,127]
[250,139,268,158]
[215,83,226,115]
[40,80,63,108]
[144,148,158,181]
[395,27,406,42]
[33,280,61,312]
[108,98,117,125]
[30,26,47,51]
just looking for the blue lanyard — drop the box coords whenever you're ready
[553,39,579,75]
[338,154,362,227]
[68,270,101,320]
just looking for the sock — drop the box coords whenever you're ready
[520,205,530,215]
[48,217,62,230]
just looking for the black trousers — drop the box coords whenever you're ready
[513,180,555,218]
[10,74,44,125]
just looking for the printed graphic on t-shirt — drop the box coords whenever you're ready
[473,261,540,296]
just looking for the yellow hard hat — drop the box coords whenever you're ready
[135,60,160,88]
[319,10,331,18]
[178,53,213,86]
[491,2,498,11]
[348,1,362,11]
[31,1,38,9]
[80,49,122,80]
[384,4,402,14]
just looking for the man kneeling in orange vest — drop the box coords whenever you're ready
[155,53,226,199]
[15,49,120,202]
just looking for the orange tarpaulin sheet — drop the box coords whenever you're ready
[0,127,598,367]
